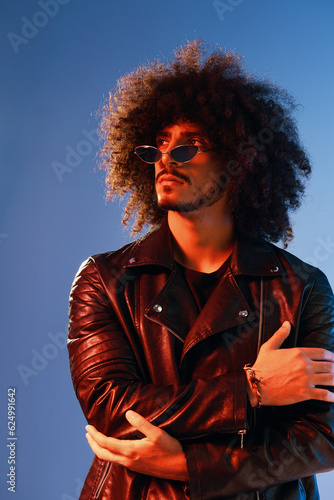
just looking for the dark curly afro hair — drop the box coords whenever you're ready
[99,39,311,244]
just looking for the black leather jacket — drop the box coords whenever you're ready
[68,218,334,499]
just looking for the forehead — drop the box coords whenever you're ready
[156,122,205,137]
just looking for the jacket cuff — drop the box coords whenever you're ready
[183,442,202,500]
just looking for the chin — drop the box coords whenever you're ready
[157,199,202,213]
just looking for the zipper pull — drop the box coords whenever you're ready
[238,429,246,449]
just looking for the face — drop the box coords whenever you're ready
[154,122,226,213]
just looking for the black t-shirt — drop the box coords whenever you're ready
[175,255,231,312]
[171,257,231,362]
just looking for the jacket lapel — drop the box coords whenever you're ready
[181,271,256,358]
[144,268,199,343]
[124,217,286,355]
[124,217,199,342]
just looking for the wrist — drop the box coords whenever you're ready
[174,452,189,481]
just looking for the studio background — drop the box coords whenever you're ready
[1,1,334,498]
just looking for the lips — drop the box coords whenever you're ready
[158,175,184,184]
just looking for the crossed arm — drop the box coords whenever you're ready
[68,259,334,496]
[85,321,334,481]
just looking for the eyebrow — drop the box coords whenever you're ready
[156,131,205,138]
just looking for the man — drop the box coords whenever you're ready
[68,40,334,499]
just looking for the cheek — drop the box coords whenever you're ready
[195,165,224,192]
[195,165,215,183]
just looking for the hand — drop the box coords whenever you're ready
[248,321,334,406]
[85,410,189,482]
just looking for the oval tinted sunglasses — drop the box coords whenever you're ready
[134,145,211,164]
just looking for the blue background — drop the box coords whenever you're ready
[1,1,334,498]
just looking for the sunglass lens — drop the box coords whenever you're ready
[135,147,160,163]
[171,145,198,162]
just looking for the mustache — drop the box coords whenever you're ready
[156,168,190,184]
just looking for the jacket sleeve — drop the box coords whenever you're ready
[183,268,334,499]
[67,257,249,440]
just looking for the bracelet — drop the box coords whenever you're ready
[243,364,263,408]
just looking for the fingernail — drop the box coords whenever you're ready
[126,410,135,421]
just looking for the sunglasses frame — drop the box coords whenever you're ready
[134,144,211,164]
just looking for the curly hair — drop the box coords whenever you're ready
[99,39,311,244]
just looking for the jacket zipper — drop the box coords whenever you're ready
[93,461,111,499]
[238,428,247,449]
[238,279,265,500]
[238,277,264,450]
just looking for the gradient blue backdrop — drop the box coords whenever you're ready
[1,1,334,498]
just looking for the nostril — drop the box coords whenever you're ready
[161,153,178,167]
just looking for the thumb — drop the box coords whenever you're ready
[125,410,160,440]
[263,321,291,350]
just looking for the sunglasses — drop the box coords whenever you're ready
[134,145,211,164]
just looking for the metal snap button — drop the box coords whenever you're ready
[238,310,249,318]
[270,266,279,272]
[153,304,163,313]
[129,257,137,264]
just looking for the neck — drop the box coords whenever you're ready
[167,203,235,273]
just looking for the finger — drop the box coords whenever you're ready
[264,321,291,350]
[85,425,127,451]
[85,425,109,444]
[304,348,334,363]
[86,432,124,463]
[311,360,334,373]
[310,387,334,403]
[126,410,162,441]
[312,373,334,387]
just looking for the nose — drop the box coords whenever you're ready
[159,150,179,168]
[155,150,179,179]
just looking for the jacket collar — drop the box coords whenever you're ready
[124,216,175,270]
[124,216,285,277]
